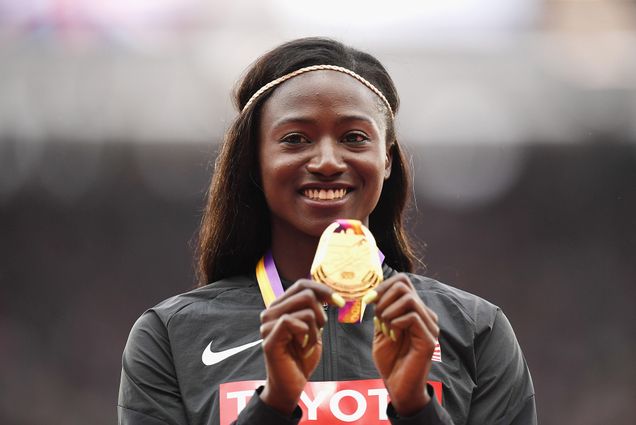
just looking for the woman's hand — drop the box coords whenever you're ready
[259,279,344,415]
[365,273,440,416]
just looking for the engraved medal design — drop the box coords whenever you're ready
[310,219,383,323]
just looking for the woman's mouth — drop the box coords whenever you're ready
[302,188,349,201]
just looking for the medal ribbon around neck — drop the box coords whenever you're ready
[255,219,384,323]
[255,251,285,308]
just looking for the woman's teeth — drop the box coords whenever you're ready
[303,188,347,200]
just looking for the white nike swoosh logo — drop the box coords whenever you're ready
[201,339,263,366]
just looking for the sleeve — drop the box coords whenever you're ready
[230,386,302,425]
[467,309,537,425]
[387,384,455,425]
[118,311,189,425]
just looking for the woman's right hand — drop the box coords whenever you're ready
[258,279,344,415]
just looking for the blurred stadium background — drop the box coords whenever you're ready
[1,0,635,424]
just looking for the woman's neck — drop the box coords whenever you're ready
[270,230,320,282]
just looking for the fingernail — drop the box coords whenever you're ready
[389,329,397,342]
[362,290,378,304]
[319,327,324,339]
[381,321,389,338]
[303,345,316,359]
[331,293,346,308]
[301,333,309,348]
[373,316,380,331]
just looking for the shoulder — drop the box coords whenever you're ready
[404,273,528,371]
[408,273,498,326]
[132,275,258,333]
[385,267,500,336]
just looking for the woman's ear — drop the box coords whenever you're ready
[384,144,394,180]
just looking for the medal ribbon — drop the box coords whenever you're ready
[255,250,285,308]
[255,219,384,321]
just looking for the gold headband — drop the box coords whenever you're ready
[241,64,394,118]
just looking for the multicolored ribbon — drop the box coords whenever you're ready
[255,250,285,308]
[334,218,363,234]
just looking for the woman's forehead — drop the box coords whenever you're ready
[260,70,388,120]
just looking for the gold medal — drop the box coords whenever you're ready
[311,220,383,322]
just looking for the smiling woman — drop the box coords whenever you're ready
[258,70,392,274]
[118,37,537,425]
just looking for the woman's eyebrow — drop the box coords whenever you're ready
[270,116,317,130]
[334,114,376,127]
[271,114,376,130]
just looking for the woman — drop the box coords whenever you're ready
[118,37,536,425]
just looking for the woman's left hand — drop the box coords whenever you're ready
[366,273,440,416]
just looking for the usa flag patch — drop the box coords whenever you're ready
[432,339,442,362]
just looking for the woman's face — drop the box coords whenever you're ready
[258,70,392,240]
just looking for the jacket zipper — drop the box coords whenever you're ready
[326,305,338,380]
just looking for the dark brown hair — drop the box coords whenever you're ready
[196,37,416,286]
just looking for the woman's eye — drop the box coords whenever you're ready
[281,134,309,145]
[342,132,370,145]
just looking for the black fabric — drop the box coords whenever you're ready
[118,406,174,425]
[386,384,454,425]
[118,267,536,424]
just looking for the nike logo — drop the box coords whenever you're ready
[201,339,263,366]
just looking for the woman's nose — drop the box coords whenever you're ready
[306,141,347,177]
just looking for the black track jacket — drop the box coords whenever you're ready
[118,265,536,424]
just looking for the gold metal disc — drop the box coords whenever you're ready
[310,221,383,301]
